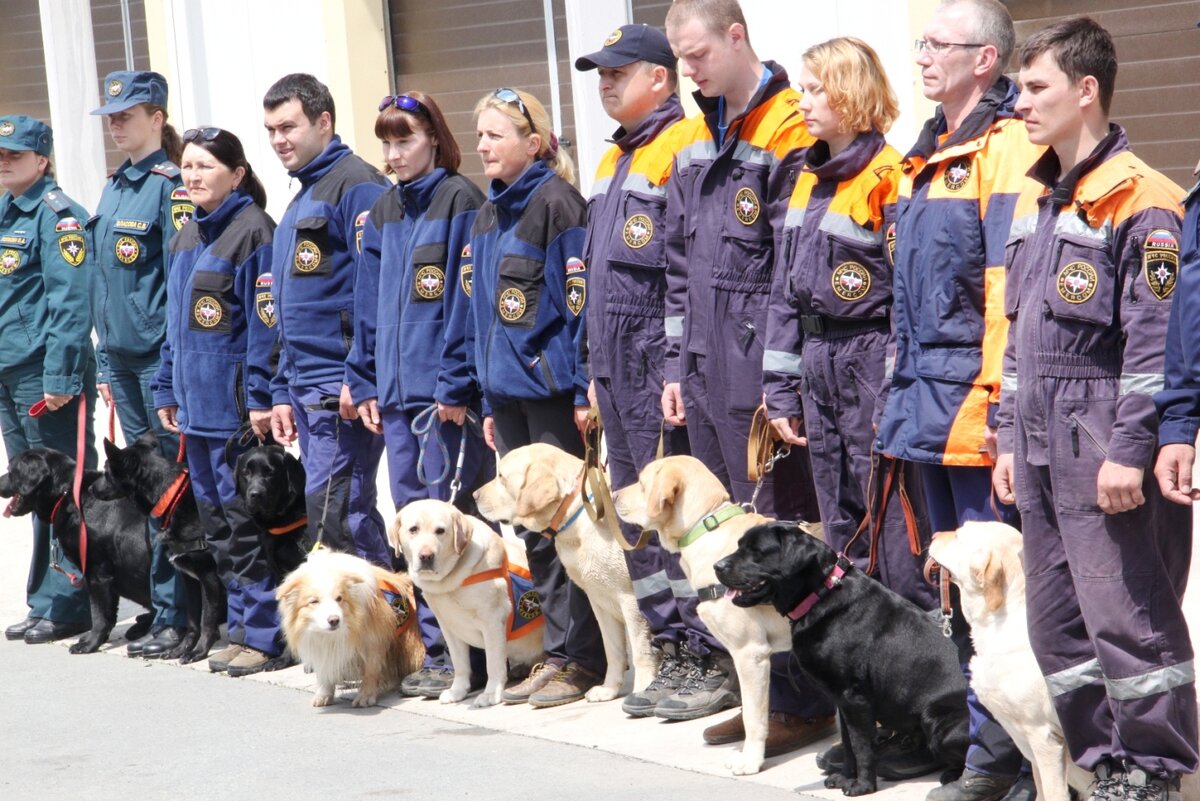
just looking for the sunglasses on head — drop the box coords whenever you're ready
[183,127,222,143]
[493,88,535,131]
[378,94,430,117]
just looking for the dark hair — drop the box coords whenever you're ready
[375,90,461,173]
[263,73,336,131]
[144,104,183,164]
[1019,16,1117,113]
[184,129,267,209]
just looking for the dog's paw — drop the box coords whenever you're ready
[164,643,188,661]
[179,649,206,665]
[351,692,377,708]
[727,751,764,776]
[824,774,876,796]
[69,637,101,655]
[312,693,335,708]
[471,688,502,708]
[439,686,469,704]
[584,685,619,703]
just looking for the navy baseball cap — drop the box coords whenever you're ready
[0,115,52,156]
[575,24,676,71]
[91,71,169,115]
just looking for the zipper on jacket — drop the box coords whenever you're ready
[1069,416,1079,457]
[1128,236,1141,303]
[532,352,559,394]
[339,309,354,354]
[637,352,647,380]
[234,363,246,422]
[1068,413,1107,458]
[739,321,756,349]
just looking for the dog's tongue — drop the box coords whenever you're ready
[724,587,742,601]
[3,495,17,518]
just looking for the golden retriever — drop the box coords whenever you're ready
[276,549,425,708]
[613,455,796,776]
[474,443,658,703]
[390,499,544,708]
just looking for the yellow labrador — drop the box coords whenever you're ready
[474,443,657,703]
[613,455,794,776]
[390,499,543,708]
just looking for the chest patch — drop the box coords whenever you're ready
[1143,228,1179,301]
[734,187,761,225]
[832,262,870,301]
[623,214,653,249]
[414,265,446,300]
[115,236,140,265]
[294,240,322,273]
[0,249,21,275]
[1057,261,1098,304]
[193,295,223,328]
[943,157,972,191]
[499,287,527,322]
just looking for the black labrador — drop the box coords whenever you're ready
[715,522,968,796]
[0,448,154,653]
[93,433,225,663]
[234,444,309,579]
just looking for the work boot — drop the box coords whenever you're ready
[140,627,186,659]
[818,729,942,780]
[1000,774,1036,801]
[208,643,244,673]
[23,619,89,644]
[226,646,294,677]
[502,661,560,705]
[5,616,42,640]
[654,647,739,721]
[1088,759,1126,801]
[528,662,601,708]
[622,642,688,718]
[926,770,1017,801]
[702,711,837,756]
[1122,766,1181,801]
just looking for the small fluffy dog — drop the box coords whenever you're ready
[474,443,657,703]
[391,499,543,708]
[276,549,425,708]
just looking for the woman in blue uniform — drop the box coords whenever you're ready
[151,127,289,676]
[345,91,487,697]
[0,115,95,644]
[90,70,189,657]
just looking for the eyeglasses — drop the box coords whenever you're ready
[493,88,535,131]
[914,39,986,55]
[378,94,430,117]
[183,127,222,142]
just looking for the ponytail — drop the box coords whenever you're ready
[162,123,183,166]
[240,163,268,209]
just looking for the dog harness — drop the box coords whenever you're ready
[377,579,415,636]
[150,468,192,530]
[679,503,746,548]
[787,554,854,620]
[461,554,544,640]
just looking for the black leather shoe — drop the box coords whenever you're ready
[140,627,185,659]
[126,628,159,656]
[24,619,90,644]
[5,616,43,640]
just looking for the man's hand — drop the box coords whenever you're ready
[357,399,382,435]
[248,408,273,441]
[1154,443,1199,506]
[483,416,497,452]
[983,426,998,461]
[993,453,1016,505]
[769,416,807,447]
[574,405,590,438]
[437,403,466,426]
[271,403,297,444]
[43,393,73,413]
[98,383,112,405]
[157,405,181,434]
[662,382,686,426]
[339,384,358,421]
[1097,460,1146,515]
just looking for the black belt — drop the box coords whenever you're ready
[799,314,889,337]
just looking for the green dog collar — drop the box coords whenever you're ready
[679,504,746,548]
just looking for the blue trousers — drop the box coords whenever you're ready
[0,360,93,624]
[108,349,187,628]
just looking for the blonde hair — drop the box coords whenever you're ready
[803,37,900,135]
[474,89,575,186]
[666,0,750,43]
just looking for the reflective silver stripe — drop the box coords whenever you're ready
[885,354,895,381]
[732,140,776,167]
[785,206,807,229]
[819,211,884,246]
[670,577,698,599]
[665,316,684,338]
[764,349,803,376]
[1054,213,1112,244]
[1045,658,1103,697]
[1008,212,1038,244]
[677,140,717,170]
[632,571,671,600]
[1120,372,1164,397]
[1002,372,1018,393]
[590,176,613,198]
[1106,660,1195,701]
[621,172,667,198]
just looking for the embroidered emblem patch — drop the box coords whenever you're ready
[58,234,86,267]
[171,202,194,231]
[414,265,446,300]
[832,262,870,301]
[604,29,623,46]
[107,80,123,97]
[0,249,20,275]
[461,243,472,259]
[354,210,369,254]
[0,121,14,137]
[382,588,411,629]
[1057,261,1098,304]
[294,240,321,273]
[170,187,190,201]
[516,589,542,620]
[623,214,653,249]
[499,287,526,322]
[566,276,586,316]
[115,236,140,265]
[459,263,473,297]
[1143,228,1179,300]
[55,217,82,232]
[943,157,972,191]
[256,274,276,328]
[885,222,897,267]
[565,257,586,274]
[734,187,761,225]
[193,295,223,328]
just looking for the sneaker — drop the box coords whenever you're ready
[926,770,1017,801]
[1122,766,1181,801]
[208,643,244,673]
[622,642,688,718]
[226,647,295,677]
[528,662,601,708]
[653,647,739,721]
[701,711,836,757]
[818,729,942,780]
[502,661,560,705]
[399,666,453,698]
[1088,759,1125,801]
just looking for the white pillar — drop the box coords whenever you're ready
[564,0,630,197]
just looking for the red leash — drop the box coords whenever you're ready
[28,396,88,582]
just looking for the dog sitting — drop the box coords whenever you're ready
[93,433,225,663]
[235,443,309,579]
[0,448,153,653]
[474,443,657,703]
[717,521,968,796]
[391,499,543,708]
[276,548,425,708]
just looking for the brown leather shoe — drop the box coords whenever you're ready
[208,643,245,673]
[704,712,837,757]
[528,662,601,708]
[502,661,560,704]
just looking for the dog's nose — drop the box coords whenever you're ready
[327,615,340,629]
[418,550,435,570]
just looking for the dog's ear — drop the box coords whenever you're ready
[284,452,306,502]
[386,513,406,559]
[136,431,159,450]
[452,508,472,555]
[979,550,1006,612]
[515,461,559,518]
[276,573,301,612]
[103,438,122,464]
[646,464,682,520]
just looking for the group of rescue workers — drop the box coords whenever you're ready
[2,1,1199,799]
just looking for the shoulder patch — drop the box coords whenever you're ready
[59,233,86,267]
[41,191,71,214]
[1143,228,1179,301]
[170,187,191,201]
[151,163,181,179]
[55,217,82,232]
[565,257,586,274]
[255,271,276,328]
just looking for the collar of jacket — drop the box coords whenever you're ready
[907,76,1018,162]
[1031,124,1126,207]
[611,94,685,153]
[195,189,254,242]
[9,174,56,214]
[693,60,791,140]
[116,147,169,183]
[397,166,449,216]
[806,130,887,183]
[488,159,553,219]
[289,135,350,188]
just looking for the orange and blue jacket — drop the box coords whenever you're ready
[875,77,1043,467]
